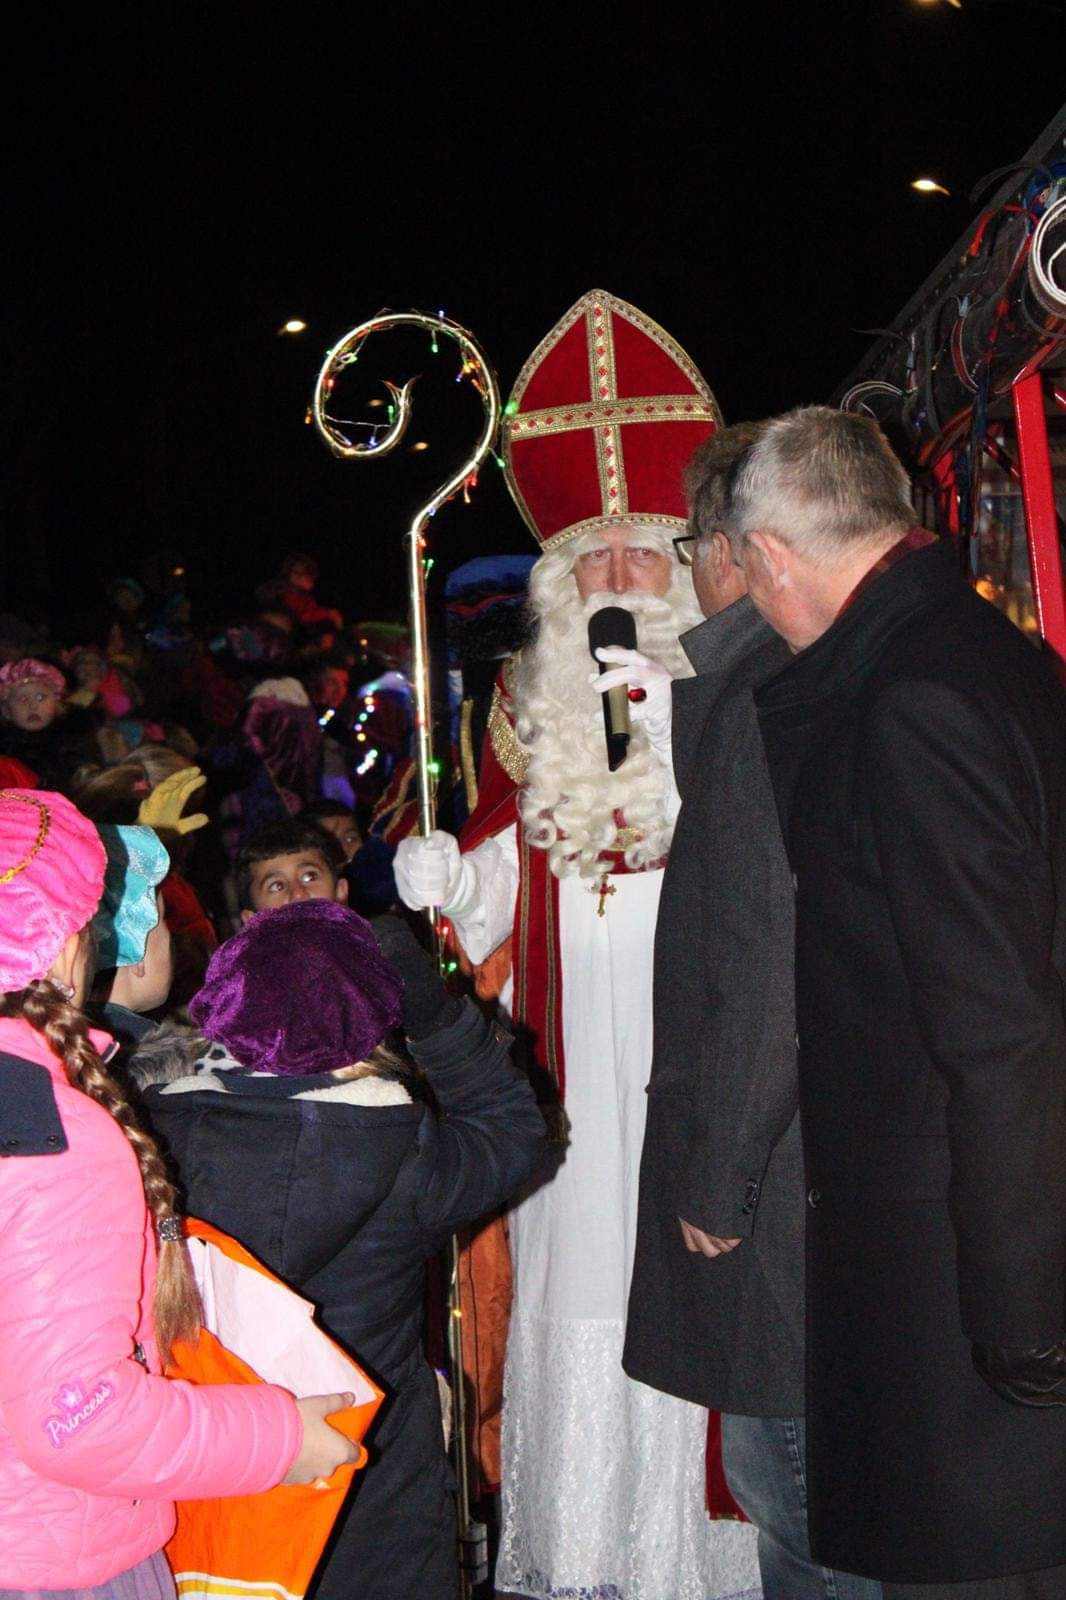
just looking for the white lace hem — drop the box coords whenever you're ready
[496,1310,761,1600]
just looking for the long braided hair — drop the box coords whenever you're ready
[0,977,200,1362]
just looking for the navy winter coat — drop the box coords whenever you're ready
[141,1000,544,1600]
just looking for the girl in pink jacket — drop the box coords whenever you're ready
[0,789,358,1598]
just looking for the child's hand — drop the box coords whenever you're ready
[372,914,460,1038]
[137,767,209,834]
[282,1392,360,1485]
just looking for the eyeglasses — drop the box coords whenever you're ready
[672,533,698,567]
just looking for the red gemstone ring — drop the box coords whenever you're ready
[627,687,648,704]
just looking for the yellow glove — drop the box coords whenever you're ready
[137,766,209,834]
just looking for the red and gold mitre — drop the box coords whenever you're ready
[502,289,722,553]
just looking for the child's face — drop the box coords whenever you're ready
[243,849,348,921]
[288,563,315,591]
[316,667,349,709]
[317,813,362,863]
[74,653,106,690]
[3,681,60,732]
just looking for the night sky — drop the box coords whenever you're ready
[5,1,1065,630]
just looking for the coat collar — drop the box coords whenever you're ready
[672,596,789,795]
[219,1067,352,1098]
[755,538,958,721]
[91,1001,156,1048]
[680,594,774,679]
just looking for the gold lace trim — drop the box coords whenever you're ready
[507,289,720,420]
[587,295,619,405]
[501,288,723,549]
[539,512,689,553]
[508,393,718,440]
[0,792,51,885]
[488,678,529,785]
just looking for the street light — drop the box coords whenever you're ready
[278,318,308,335]
[913,0,1060,11]
[912,177,952,196]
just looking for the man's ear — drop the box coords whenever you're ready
[747,529,792,589]
[334,876,349,904]
[710,531,734,580]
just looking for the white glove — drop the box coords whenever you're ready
[394,830,478,915]
[592,647,674,764]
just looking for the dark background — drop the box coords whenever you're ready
[5,0,1065,630]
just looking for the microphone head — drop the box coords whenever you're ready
[587,605,638,662]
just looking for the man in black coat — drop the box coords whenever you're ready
[731,405,1066,1597]
[623,425,880,1599]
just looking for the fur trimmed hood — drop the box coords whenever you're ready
[126,1019,411,1106]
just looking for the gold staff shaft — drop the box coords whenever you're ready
[311,311,500,1592]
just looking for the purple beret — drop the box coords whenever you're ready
[190,898,404,1076]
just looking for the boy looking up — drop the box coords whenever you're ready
[237,818,347,922]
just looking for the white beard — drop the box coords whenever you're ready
[512,557,701,879]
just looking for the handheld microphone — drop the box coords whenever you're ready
[588,607,638,772]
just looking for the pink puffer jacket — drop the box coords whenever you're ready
[0,1018,302,1589]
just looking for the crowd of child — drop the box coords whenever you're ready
[1,552,419,979]
[0,550,546,1599]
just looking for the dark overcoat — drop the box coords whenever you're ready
[756,539,1066,1585]
[623,597,806,1416]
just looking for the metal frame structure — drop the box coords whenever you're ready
[1013,371,1066,659]
[834,106,1066,664]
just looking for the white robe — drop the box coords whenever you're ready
[455,825,760,1600]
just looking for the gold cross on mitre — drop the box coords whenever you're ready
[591,871,616,917]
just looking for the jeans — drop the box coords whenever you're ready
[721,1412,882,1600]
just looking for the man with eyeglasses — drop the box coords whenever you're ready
[622,421,882,1600]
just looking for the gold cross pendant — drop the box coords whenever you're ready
[592,872,616,917]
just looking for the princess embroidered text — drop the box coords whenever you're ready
[43,1377,116,1449]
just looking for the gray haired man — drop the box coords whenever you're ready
[620,423,881,1600]
[735,406,1066,1598]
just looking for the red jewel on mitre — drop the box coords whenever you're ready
[502,289,722,554]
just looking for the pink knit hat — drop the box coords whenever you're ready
[0,658,67,703]
[0,790,106,992]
